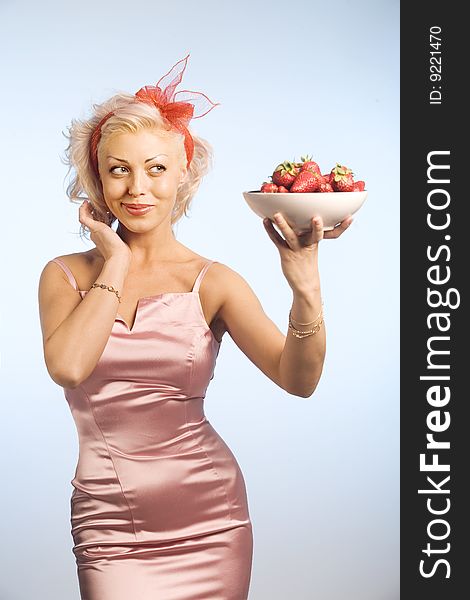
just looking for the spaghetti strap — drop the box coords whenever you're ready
[192,260,217,293]
[50,257,79,291]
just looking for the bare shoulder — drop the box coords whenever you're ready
[38,251,95,346]
[52,249,96,268]
[207,260,245,284]
[204,261,250,304]
[207,261,256,301]
[205,260,286,388]
[44,249,95,269]
[41,249,98,287]
[204,260,267,331]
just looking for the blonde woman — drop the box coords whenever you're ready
[38,54,352,600]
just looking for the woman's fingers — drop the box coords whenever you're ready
[265,213,325,247]
[263,217,289,249]
[79,200,92,219]
[304,216,324,244]
[323,215,354,239]
[269,213,300,249]
[79,200,101,230]
[263,212,353,246]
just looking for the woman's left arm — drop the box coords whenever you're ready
[266,212,353,397]
[217,211,353,399]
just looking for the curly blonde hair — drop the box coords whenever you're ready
[62,92,214,240]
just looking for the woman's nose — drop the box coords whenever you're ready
[127,172,148,196]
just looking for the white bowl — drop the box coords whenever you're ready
[242,190,368,232]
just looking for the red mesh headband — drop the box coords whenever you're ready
[89,53,220,176]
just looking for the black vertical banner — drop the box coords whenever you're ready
[401,2,468,599]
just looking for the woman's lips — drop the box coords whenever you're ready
[122,203,154,216]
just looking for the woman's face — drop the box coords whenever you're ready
[98,128,187,229]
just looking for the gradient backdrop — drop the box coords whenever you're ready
[0,0,399,598]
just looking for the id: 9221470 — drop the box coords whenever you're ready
[429,25,442,105]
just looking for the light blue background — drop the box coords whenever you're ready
[0,0,399,598]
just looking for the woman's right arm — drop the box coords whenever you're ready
[39,255,130,388]
[39,199,132,388]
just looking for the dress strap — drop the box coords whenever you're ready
[50,258,79,291]
[192,260,217,293]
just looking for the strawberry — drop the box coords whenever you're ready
[260,182,279,193]
[322,173,334,184]
[353,180,366,191]
[319,181,334,192]
[295,154,321,175]
[272,160,299,189]
[277,185,290,193]
[330,163,355,192]
[290,170,322,193]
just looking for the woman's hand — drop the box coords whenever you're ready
[263,212,353,292]
[79,200,132,263]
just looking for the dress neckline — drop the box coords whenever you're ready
[51,257,221,342]
[79,289,221,344]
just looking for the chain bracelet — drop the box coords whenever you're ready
[289,307,323,331]
[90,282,122,303]
[288,316,324,338]
[288,305,324,338]
[289,300,324,327]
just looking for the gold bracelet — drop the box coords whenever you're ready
[289,300,324,327]
[288,316,324,338]
[289,306,323,330]
[90,282,122,303]
[288,305,324,338]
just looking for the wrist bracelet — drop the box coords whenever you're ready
[90,282,122,303]
[288,316,324,338]
[289,300,324,327]
[288,304,324,338]
[289,301,323,328]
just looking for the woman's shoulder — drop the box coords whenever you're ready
[48,249,96,266]
[201,258,252,301]
[43,250,98,286]
[206,258,244,281]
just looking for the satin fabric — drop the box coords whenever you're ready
[50,257,253,600]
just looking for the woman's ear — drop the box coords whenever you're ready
[179,166,188,186]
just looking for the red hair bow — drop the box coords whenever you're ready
[89,53,219,175]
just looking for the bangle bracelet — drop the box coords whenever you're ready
[288,315,324,338]
[90,282,122,303]
[289,302,323,328]
[288,305,324,337]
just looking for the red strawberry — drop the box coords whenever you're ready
[272,160,299,189]
[353,180,366,191]
[290,170,321,193]
[260,182,279,193]
[322,173,334,184]
[319,181,334,192]
[330,163,355,192]
[295,154,321,175]
[277,185,290,193]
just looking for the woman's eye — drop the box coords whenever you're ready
[109,165,166,174]
[110,166,128,174]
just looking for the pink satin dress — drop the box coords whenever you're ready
[49,257,253,600]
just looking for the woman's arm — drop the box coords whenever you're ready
[216,265,324,398]
[217,211,352,398]
[38,255,130,389]
[279,281,325,397]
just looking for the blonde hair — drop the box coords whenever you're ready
[62,92,214,240]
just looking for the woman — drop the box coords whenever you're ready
[38,54,352,600]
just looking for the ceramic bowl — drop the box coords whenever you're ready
[242,190,368,232]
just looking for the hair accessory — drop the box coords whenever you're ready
[89,53,220,176]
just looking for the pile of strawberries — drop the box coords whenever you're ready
[260,155,366,193]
